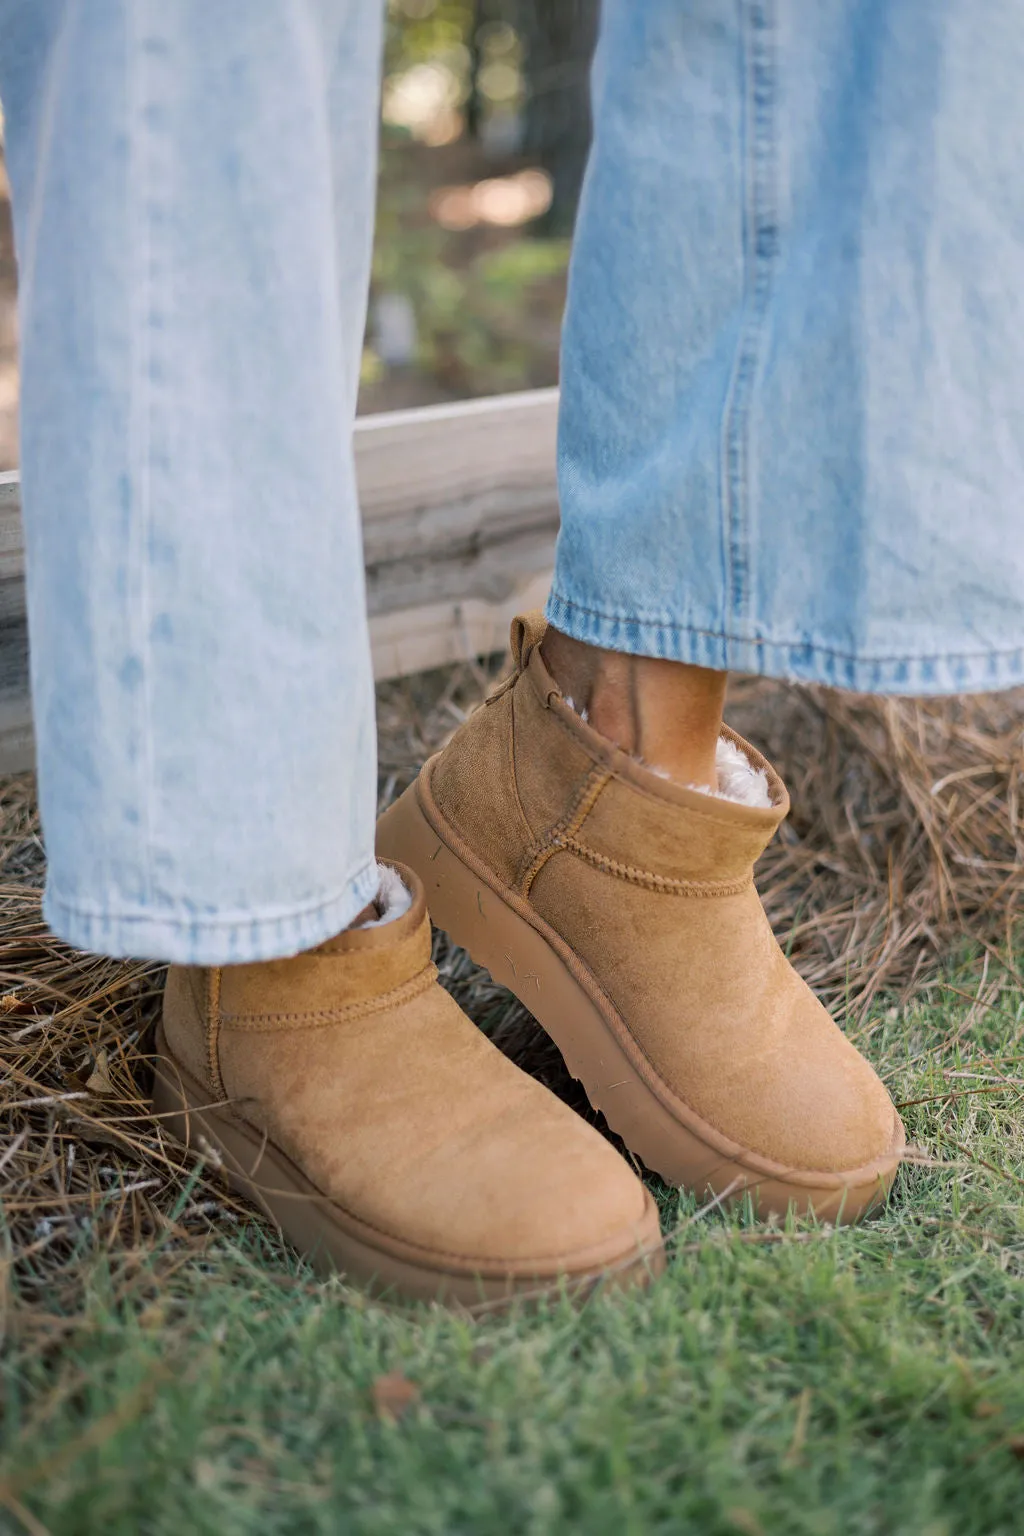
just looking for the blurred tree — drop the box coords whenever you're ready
[514,0,599,233]
[467,0,598,233]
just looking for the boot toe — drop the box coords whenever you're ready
[405,1090,663,1280]
[751,1042,901,1175]
[696,997,903,1178]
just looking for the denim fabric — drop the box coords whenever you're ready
[2,0,1022,967]
[0,1,383,962]
[551,0,1024,694]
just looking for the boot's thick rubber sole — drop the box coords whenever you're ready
[376,766,905,1224]
[152,1024,664,1310]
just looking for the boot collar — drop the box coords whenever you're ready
[511,612,791,832]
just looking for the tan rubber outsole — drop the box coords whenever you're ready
[151,1025,665,1311]
[376,768,905,1224]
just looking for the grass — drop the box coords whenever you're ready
[3,956,1024,1536]
[2,666,1023,1533]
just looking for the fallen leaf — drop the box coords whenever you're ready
[372,1372,420,1423]
[973,1400,1002,1420]
[783,1386,811,1468]
[726,1510,764,1536]
[85,1048,116,1097]
[54,1106,128,1150]
[1008,1435,1024,1461]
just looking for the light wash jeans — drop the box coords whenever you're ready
[552,0,1024,693]
[0,0,1021,967]
[0,1,383,963]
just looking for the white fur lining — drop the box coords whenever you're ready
[695,735,774,809]
[356,862,414,928]
[650,736,773,807]
[562,692,774,807]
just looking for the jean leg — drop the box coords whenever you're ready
[551,0,1024,694]
[0,0,385,962]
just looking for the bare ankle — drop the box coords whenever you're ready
[540,627,727,790]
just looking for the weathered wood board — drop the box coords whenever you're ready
[0,387,560,773]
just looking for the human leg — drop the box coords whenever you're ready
[378,613,904,1222]
[0,0,662,1299]
[542,0,1024,806]
[0,0,382,964]
[540,628,727,790]
[550,0,1024,690]
[379,0,1024,1216]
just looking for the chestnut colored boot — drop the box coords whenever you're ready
[377,617,905,1223]
[153,861,663,1307]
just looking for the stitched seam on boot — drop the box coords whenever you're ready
[538,694,782,829]
[219,963,437,1033]
[514,761,597,888]
[206,968,226,1100]
[554,836,753,896]
[518,766,611,897]
[180,966,214,1091]
[484,669,517,705]
[507,684,537,845]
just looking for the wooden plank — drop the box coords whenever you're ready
[0,693,33,777]
[0,389,560,773]
[357,387,558,542]
[358,388,559,620]
[0,472,24,582]
[369,573,553,682]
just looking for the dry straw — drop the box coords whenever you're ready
[1,669,1022,1305]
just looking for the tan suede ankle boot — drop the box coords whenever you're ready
[153,860,663,1306]
[377,618,905,1223]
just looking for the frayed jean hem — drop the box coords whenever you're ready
[43,857,382,966]
[545,592,1024,697]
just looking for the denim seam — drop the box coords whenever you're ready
[44,857,382,965]
[547,590,1024,668]
[720,0,778,631]
[16,1,72,324]
[294,7,348,409]
[127,0,156,909]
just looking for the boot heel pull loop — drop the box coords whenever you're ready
[487,610,550,705]
[509,610,548,670]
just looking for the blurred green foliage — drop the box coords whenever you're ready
[366,142,569,397]
[365,1,575,402]
[385,0,476,67]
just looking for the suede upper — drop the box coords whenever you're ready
[425,614,902,1177]
[162,864,654,1270]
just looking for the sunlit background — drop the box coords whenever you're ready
[0,0,598,466]
[362,0,596,412]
